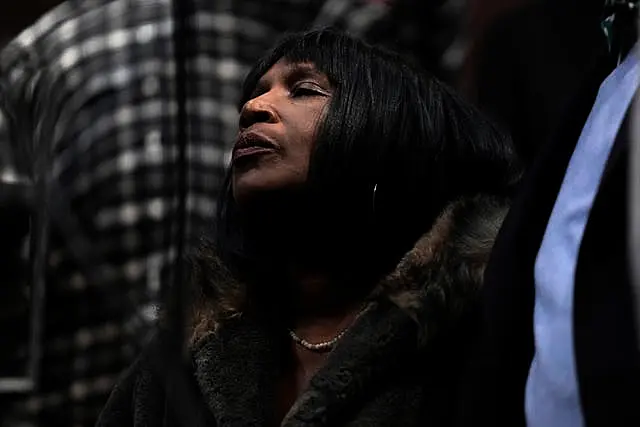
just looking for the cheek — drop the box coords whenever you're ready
[283,118,320,177]
[286,141,313,177]
[296,113,324,164]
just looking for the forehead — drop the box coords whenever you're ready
[258,59,327,84]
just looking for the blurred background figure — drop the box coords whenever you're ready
[0,1,323,425]
[458,1,640,425]
[461,0,606,168]
[0,1,64,47]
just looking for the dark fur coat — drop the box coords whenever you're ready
[96,196,508,427]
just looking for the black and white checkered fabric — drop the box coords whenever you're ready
[0,0,326,425]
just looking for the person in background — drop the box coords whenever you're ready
[97,29,519,427]
[458,2,640,426]
[464,0,605,168]
[0,0,326,425]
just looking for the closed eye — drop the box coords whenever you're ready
[290,82,326,98]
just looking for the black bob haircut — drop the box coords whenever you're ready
[213,29,520,281]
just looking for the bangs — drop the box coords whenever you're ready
[238,29,365,109]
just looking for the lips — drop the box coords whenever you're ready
[232,131,278,162]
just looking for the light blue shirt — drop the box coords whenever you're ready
[526,47,640,427]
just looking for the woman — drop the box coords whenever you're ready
[97,29,519,427]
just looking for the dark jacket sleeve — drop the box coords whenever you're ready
[96,353,174,427]
[95,358,141,427]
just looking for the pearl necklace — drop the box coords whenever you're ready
[288,305,369,353]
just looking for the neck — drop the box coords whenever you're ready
[238,192,375,331]
[287,269,367,330]
[281,270,367,399]
[284,266,369,357]
[239,187,377,270]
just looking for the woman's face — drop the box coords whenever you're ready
[232,59,332,205]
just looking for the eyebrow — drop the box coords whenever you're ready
[245,62,328,107]
[284,62,325,83]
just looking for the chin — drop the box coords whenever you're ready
[232,170,300,208]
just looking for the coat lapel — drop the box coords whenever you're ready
[192,315,281,426]
[281,301,419,427]
[458,49,618,427]
[573,110,640,425]
[190,302,421,427]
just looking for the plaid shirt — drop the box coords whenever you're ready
[0,0,328,425]
[0,0,461,425]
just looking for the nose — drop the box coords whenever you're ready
[239,95,278,130]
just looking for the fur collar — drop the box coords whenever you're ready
[186,195,508,426]
[189,194,508,346]
[369,194,509,343]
